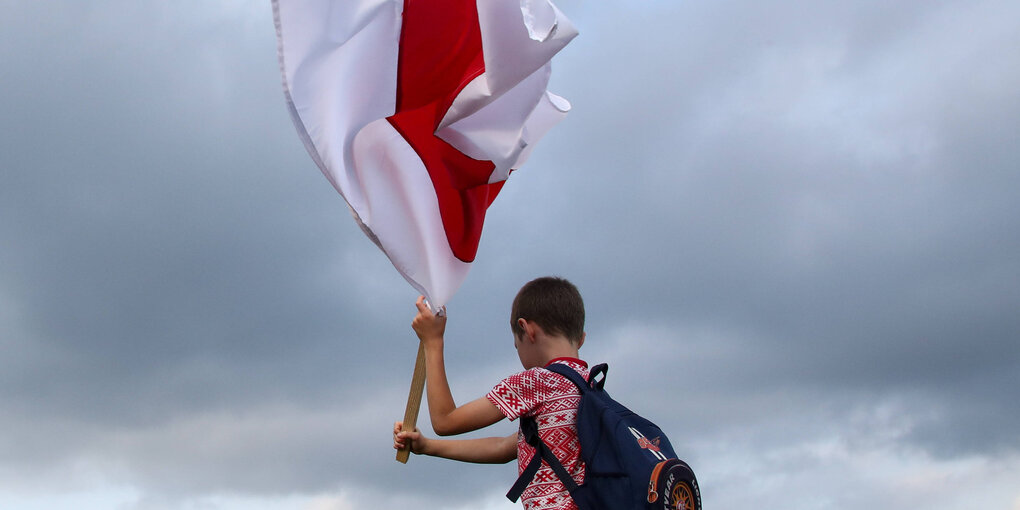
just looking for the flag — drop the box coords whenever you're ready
[273,0,577,308]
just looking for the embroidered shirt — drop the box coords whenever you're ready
[486,358,588,510]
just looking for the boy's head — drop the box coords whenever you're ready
[510,276,585,345]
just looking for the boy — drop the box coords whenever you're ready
[393,276,589,510]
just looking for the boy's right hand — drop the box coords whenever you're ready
[412,296,447,345]
[393,421,429,455]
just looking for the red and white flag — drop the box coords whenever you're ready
[274,0,577,308]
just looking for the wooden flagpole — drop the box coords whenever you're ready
[396,340,427,463]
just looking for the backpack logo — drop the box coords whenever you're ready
[637,436,661,452]
[629,427,668,461]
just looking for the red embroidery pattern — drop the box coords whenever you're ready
[486,360,588,510]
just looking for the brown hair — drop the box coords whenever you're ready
[510,276,585,343]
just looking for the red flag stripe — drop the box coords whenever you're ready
[387,0,504,263]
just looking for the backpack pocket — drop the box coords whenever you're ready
[647,459,700,510]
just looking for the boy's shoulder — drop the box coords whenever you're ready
[494,358,588,400]
[487,358,588,419]
[535,358,588,398]
[543,357,588,375]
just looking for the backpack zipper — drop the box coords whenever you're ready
[647,459,671,503]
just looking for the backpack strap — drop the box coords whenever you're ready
[546,362,608,392]
[505,363,609,503]
[507,416,580,501]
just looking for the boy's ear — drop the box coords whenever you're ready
[576,332,586,349]
[518,318,536,342]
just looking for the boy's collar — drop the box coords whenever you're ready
[545,357,587,368]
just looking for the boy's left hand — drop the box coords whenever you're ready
[412,296,447,344]
[393,421,429,455]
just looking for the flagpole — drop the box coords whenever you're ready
[396,340,427,463]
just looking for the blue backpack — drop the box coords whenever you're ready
[507,363,701,510]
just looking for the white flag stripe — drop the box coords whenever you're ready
[274,0,400,214]
[476,0,577,102]
[351,119,470,306]
[437,63,565,179]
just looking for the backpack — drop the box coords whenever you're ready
[506,363,701,510]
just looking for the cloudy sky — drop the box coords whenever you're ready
[2,1,1019,509]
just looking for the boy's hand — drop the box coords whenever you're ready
[412,296,447,345]
[393,421,429,455]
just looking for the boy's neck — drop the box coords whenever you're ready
[537,336,581,365]
[519,321,585,369]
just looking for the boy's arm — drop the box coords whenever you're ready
[412,297,506,436]
[394,421,517,464]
